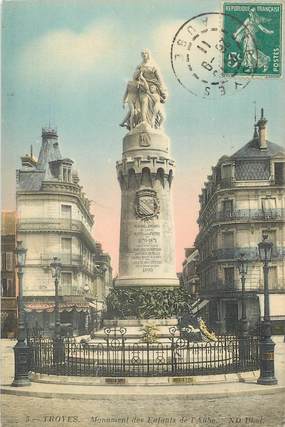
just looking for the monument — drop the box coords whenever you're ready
[86,50,211,341]
[115,49,179,289]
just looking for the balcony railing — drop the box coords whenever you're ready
[40,253,95,276]
[200,281,261,295]
[199,208,284,227]
[18,218,81,231]
[200,247,285,263]
[41,253,82,266]
[216,208,284,222]
[211,247,284,261]
[17,218,96,250]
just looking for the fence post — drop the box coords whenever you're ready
[106,333,110,376]
[239,336,249,370]
[146,341,150,376]
[121,337,126,375]
[171,336,176,375]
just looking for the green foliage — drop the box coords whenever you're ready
[105,287,194,319]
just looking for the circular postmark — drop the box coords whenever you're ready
[171,12,258,99]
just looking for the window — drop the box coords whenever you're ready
[60,272,72,295]
[61,238,72,251]
[62,166,72,182]
[222,164,232,179]
[268,267,278,289]
[222,200,233,217]
[262,198,276,218]
[1,278,13,297]
[63,168,67,182]
[216,167,221,184]
[222,231,234,248]
[6,252,14,271]
[1,253,6,271]
[61,204,72,220]
[224,267,235,287]
[1,278,7,296]
[274,162,284,184]
[61,238,72,264]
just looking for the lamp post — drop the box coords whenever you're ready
[50,257,62,340]
[50,257,63,363]
[12,241,30,387]
[83,284,90,334]
[237,253,249,338]
[257,235,277,385]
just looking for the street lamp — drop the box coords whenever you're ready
[50,257,62,341]
[257,235,277,385]
[12,241,30,387]
[237,253,249,337]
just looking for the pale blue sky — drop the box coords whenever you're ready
[2,0,284,271]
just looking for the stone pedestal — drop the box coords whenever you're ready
[90,318,178,344]
[115,124,179,288]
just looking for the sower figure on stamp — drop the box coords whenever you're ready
[120,49,168,130]
[233,7,274,72]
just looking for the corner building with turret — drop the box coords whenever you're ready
[195,111,285,334]
[17,128,112,335]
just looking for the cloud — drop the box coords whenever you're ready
[151,15,226,73]
[18,21,123,89]
[151,20,185,73]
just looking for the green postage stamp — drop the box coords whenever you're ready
[223,2,282,77]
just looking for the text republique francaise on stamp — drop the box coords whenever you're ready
[171,3,282,98]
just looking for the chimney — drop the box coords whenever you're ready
[257,108,268,149]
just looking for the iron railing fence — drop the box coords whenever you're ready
[27,329,259,377]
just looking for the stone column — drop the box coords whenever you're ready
[115,125,179,288]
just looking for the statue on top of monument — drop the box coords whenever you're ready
[120,49,168,131]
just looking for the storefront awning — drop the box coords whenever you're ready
[259,294,285,320]
[24,302,90,313]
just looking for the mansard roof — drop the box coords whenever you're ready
[231,139,284,160]
[18,170,45,191]
[17,128,77,191]
[37,138,62,171]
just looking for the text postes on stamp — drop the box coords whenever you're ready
[171,13,257,99]
[223,3,282,77]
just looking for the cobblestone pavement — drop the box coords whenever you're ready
[1,392,285,427]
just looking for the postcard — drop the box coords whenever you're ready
[1,0,285,426]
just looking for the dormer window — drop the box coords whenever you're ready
[216,167,221,184]
[221,164,232,180]
[274,162,284,184]
[62,165,72,182]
